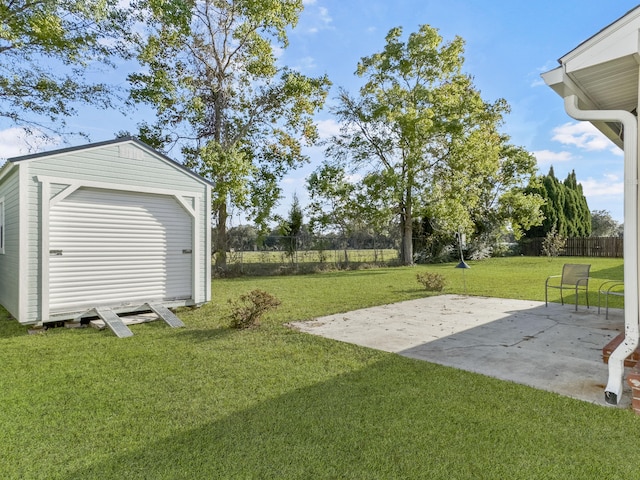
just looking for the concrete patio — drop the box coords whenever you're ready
[290,294,631,408]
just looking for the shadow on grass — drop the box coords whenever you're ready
[175,327,234,343]
[0,309,27,338]
[65,355,637,480]
[590,264,624,282]
[0,320,27,338]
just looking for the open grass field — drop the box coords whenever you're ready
[0,256,636,479]
[227,248,398,264]
[224,248,399,275]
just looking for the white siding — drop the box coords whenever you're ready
[15,139,211,323]
[0,167,20,318]
[48,188,192,314]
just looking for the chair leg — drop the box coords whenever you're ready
[586,287,589,309]
[545,287,548,307]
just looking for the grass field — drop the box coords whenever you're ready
[224,248,400,275]
[0,256,636,479]
[227,248,399,264]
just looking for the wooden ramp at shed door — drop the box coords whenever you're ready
[48,187,193,314]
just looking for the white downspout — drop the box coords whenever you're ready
[563,94,638,405]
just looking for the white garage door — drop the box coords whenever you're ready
[49,187,193,314]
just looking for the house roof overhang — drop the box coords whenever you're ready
[542,6,640,149]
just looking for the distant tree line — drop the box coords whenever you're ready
[216,224,398,254]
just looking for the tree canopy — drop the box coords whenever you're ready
[524,167,591,238]
[322,24,541,264]
[590,209,620,237]
[0,0,131,141]
[129,0,331,268]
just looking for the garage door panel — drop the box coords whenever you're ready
[49,188,193,313]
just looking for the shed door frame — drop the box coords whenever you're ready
[37,175,202,321]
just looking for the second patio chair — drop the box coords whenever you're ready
[545,263,591,311]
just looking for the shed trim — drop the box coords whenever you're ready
[9,137,213,188]
[37,175,204,203]
[18,163,28,322]
[40,180,51,319]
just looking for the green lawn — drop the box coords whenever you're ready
[0,257,637,479]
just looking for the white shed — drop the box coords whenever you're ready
[0,137,212,335]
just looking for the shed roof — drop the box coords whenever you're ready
[6,136,213,187]
[542,6,640,148]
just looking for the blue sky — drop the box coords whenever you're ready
[2,0,639,223]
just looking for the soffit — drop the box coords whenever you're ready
[542,7,640,148]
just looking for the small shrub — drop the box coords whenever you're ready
[228,289,282,329]
[542,225,566,257]
[468,243,493,260]
[416,272,446,292]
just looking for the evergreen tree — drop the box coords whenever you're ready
[562,170,591,236]
[524,167,591,238]
[279,194,304,259]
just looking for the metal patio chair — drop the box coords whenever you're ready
[598,280,624,319]
[545,263,591,311]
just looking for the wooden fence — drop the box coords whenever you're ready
[520,237,624,258]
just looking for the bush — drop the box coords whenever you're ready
[228,289,282,329]
[467,241,493,260]
[414,244,455,264]
[542,225,566,257]
[416,272,446,292]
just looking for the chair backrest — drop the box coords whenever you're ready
[561,263,591,285]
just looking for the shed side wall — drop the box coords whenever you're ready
[0,166,21,318]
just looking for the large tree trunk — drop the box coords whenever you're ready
[400,183,414,265]
[214,203,228,270]
[401,216,413,265]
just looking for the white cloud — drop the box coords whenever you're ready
[580,175,624,197]
[551,121,613,151]
[316,118,341,139]
[533,149,573,164]
[529,77,546,88]
[302,0,317,5]
[293,55,317,71]
[345,173,362,183]
[0,127,60,160]
[299,3,333,34]
[272,45,284,59]
[318,7,332,26]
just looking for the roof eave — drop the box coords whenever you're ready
[542,66,626,149]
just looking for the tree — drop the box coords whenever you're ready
[0,0,131,141]
[129,0,330,269]
[306,162,358,236]
[466,140,544,243]
[227,224,258,251]
[563,170,591,237]
[326,25,539,264]
[307,162,396,262]
[279,193,303,260]
[524,167,591,238]
[591,210,620,237]
[525,167,564,238]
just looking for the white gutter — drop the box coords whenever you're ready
[564,94,639,405]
